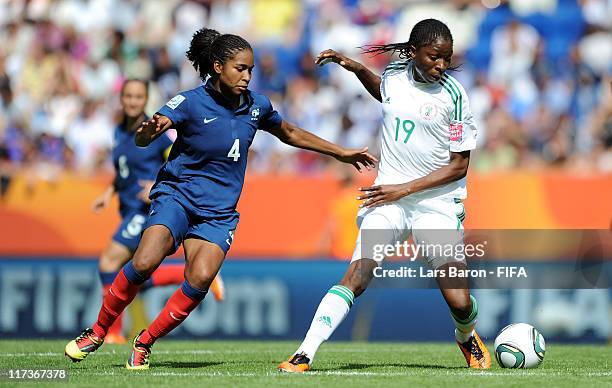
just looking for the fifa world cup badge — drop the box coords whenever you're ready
[450,122,463,141]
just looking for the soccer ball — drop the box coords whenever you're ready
[494,323,546,368]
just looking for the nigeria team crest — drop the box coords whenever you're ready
[419,103,437,120]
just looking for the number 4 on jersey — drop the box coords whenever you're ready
[227,139,240,162]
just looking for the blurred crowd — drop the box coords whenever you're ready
[0,0,610,193]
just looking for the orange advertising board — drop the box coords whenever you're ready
[1,172,610,257]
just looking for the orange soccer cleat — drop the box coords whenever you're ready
[278,352,311,373]
[209,274,225,302]
[105,333,127,345]
[457,331,491,369]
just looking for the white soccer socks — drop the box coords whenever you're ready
[296,285,355,362]
[451,294,478,343]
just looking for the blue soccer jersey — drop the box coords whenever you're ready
[112,118,173,215]
[153,81,282,219]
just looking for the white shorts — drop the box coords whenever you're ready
[350,196,466,269]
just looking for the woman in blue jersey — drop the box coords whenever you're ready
[90,79,224,345]
[66,28,377,369]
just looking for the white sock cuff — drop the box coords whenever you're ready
[327,285,354,308]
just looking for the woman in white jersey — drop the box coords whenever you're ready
[279,19,490,372]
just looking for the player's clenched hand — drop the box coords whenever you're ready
[91,189,113,213]
[357,184,410,208]
[315,49,362,73]
[136,114,171,146]
[335,147,378,172]
[137,180,155,205]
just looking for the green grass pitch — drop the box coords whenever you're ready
[0,340,610,387]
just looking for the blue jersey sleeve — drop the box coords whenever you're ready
[258,96,283,131]
[158,132,174,152]
[158,93,190,126]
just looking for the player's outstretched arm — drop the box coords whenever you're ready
[266,120,378,172]
[358,151,470,208]
[316,49,382,102]
[135,114,173,147]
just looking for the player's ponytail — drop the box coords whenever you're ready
[360,19,455,65]
[186,28,252,82]
[187,28,221,81]
[361,42,412,59]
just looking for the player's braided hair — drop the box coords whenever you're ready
[186,28,252,82]
[361,19,454,61]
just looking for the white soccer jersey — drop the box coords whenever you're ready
[375,60,478,200]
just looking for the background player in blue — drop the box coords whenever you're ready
[89,79,224,345]
[65,28,377,370]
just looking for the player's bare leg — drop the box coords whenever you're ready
[65,226,172,362]
[98,241,132,344]
[279,258,377,372]
[437,262,491,369]
[142,261,224,301]
[126,238,225,369]
[338,258,378,297]
[99,240,132,273]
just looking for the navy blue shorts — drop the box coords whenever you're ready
[112,211,148,252]
[143,194,239,255]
